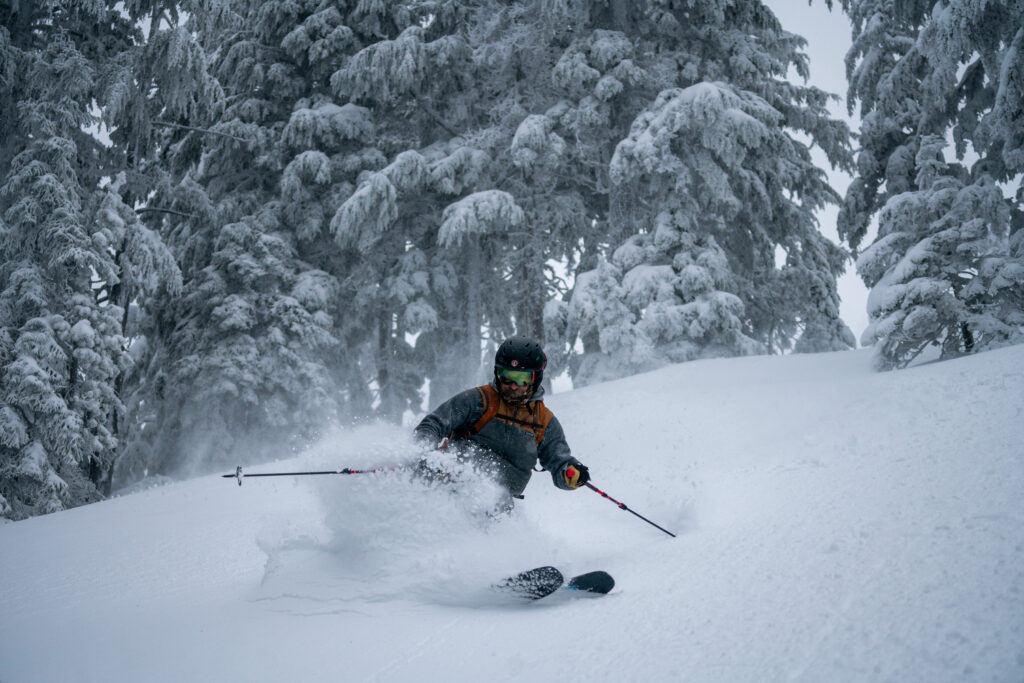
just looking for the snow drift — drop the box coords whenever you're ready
[1,346,1022,682]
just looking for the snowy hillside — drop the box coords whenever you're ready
[2,346,1022,683]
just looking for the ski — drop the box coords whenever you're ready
[566,570,615,595]
[495,567,615,600]
[495,566,564,600]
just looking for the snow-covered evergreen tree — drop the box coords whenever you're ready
[533,1,855,383]
[420,146,511,403]
[89,176,182,489]
[838,0,1024,368]
[552,209,765,386]
[325,5,525,409]
[122,0,379,476]
[433,189,525,396]
[465,3,641,348]
[330,149,438,420]
[0,2,140,518]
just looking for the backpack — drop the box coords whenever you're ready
[454,384,553,446]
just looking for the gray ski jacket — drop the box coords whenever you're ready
[414,381,579,497]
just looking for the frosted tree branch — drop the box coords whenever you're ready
[152,121,249,143]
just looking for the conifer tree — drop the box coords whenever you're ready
[535,1,855,383]
[0,2,142,517]
[125,0,378,475]
[837,0,1024,368]
[327,5,523,408]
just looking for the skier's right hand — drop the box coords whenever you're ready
[562,463,590,489]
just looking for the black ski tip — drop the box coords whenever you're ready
[566,570,615,594]
[495,566,564,600]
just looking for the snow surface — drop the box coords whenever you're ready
[2,346,1023,682]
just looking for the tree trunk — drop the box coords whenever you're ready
[464,235,482,384]
[593,0,632,31]
[514,238,546,343]
[961,322,974,353]
[377,309,397,421]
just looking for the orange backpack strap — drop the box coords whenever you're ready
[471,385,501,435]
[453,385,500,439]
[531,401,553,446]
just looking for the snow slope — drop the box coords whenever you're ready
[2,346,1022,683]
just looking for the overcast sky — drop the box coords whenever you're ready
[763,0,870,343]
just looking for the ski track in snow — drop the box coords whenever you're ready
[1,346,1023,682]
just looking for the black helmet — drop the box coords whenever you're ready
[494,336,547,387]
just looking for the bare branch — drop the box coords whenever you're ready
[136,207,196,219]
[152,121,250,143]
[414,96,460,138]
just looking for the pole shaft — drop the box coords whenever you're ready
[221,467,391,482]
[222,470,366,477]
[584,483,676,538]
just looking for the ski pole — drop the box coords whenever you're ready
[222,465,396,486]
[585,482,677,538]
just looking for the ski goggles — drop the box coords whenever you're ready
[497,368,535,387]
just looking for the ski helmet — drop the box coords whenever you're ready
[494,336,547,389]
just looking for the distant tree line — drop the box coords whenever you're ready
[1,0,1020,519]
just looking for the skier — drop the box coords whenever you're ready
[413,336,590,509]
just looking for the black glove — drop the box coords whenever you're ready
[562,462,590,489]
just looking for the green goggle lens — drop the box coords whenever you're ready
[498,368,535,387]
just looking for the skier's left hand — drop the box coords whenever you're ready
[563,462,590,489]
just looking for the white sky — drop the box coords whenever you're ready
[764,0,870,343]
